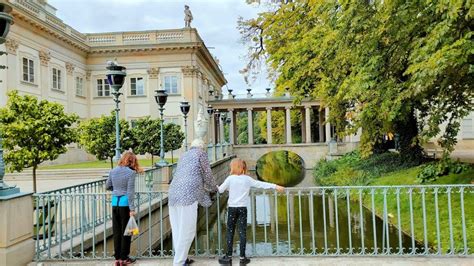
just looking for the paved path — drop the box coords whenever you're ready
[30,257,474,266]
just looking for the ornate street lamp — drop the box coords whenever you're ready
[180,101,190,151]
[207,105,214,116]
[0,1,19,196]
[106,60,127,162]
[227,88,233,99]
[155,88,168,167]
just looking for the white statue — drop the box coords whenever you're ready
[184,5,193,28]
[194,106,208,140]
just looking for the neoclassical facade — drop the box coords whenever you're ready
[0,0,226,163]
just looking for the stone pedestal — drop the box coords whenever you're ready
[0,192,34,266]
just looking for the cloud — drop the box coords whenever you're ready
[49,0,272,94]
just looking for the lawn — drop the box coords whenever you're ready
[39,158,178,170]
[367,168,474,253]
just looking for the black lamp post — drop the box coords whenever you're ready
[106,61,127,162]
[180,101,190,151]
[0,1,18,196]
[214,109,220,144]
[155,88,168,167]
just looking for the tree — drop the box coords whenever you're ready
[239,1,473,160]
[131,116,161,165]
[78,114,135,168]
[0,91,78,192]
[163,123,185,162]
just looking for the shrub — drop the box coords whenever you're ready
[417,159,471,183]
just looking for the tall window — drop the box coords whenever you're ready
[130,77,144,96]
[52,68,62,90]
[163,75,179,94]
[76,76,84,96]
[22,57,34,83]
[97,79,110,97]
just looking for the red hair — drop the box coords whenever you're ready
[118,151,144,173]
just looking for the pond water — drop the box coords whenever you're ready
[256,151,305,187]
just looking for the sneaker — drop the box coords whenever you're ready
[240,257,251,264]
[218,255,232,264]
[122,257,137,265]
[185,258,195,264]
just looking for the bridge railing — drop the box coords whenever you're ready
[33,184,474,260]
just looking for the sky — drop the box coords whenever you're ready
[48,0,272,95]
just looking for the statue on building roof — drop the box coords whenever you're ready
[184,5,193,28]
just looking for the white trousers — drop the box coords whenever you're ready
[169,201,198,266]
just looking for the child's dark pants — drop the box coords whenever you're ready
[225,207,247,257]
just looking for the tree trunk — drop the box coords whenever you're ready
[171,150,174,163]
[151,154,154,168]
[110,157,113,169]
[33,164,37,193]
[394,108,423,164]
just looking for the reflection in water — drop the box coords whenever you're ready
[256,151,305,187]
[184,191,422,256]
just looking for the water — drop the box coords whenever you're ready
[256,150,305,187]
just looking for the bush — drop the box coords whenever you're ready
[313,150,422,186]
[417,159,471,183]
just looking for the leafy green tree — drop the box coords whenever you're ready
[0,91,78,192]
[239,1,473,160]
[131,116,161,165]
[78,114,135,168]
[163,123,185,162]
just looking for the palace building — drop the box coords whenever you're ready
[0,0,226,163]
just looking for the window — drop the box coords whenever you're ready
[462,116,474,139]
[22,57,34,83]
[52,68,62,90]
[130,119,138,128]
[130,77,145,96]
[163,75,179,94]
[76,76,84,96]
[97,79,110,97]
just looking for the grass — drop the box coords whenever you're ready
[366,168,474,253]
[39,158,178,170]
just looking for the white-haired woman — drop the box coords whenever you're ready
[168,139,217,266]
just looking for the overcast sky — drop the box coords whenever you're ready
[49,0,271,94]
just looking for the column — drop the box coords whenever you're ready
[301,108,306,143]
[147,67,160,119]
[247,107,254,145]
[266,107,272,144]
[4,38,19,106]
[325,107,331,142]
[228,109,235,144]
[65,62,75,113]
[318,108,324,142]
[219,115,225,144]
[305,106,312,143]
[39,50,51,100]
[285,106,292,144]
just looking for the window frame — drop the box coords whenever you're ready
[22,57,35,84]
[75,75,85,97]
[96,78,111,97]
[51,67,62,91]
[130,76,145,96]
[162,74,180,95]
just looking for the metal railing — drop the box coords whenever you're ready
[33,184,474,260]
[207,143,231,162]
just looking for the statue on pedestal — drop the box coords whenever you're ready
[184,5,193,28]
[194,106,208,141]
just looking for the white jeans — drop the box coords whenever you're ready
[169,201,198,266]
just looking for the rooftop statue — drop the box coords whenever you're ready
[184,5,193,28]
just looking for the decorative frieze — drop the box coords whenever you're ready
[5,38,19,55]
[65,62,75,75]
[147,67,160,79]
[39,50,51,66]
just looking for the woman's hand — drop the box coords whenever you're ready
[276,185,285,192]
[129,210,136,217]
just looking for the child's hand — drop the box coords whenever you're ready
[276,185,285,192]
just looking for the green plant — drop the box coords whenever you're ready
[0,91,78,192]
[417,159,471,183]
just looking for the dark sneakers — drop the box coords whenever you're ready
[218,255,232,264]
[240,257,251,264]
[122,257,137,265]
[185,258,195,265]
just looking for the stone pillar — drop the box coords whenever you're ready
[147,67,160,119]
[4,39,19,106]
[325,107,331,142]
[228,109,235,144]
[39,50,51,100]
[65,62,75,113]
[219,115,225,144]
[266,107,272,144]
[181,66,201,141]
[0,193,35,266]
[301,108,306,143]
[85,71,92,118]
[285,106,292,144]
[305,106,312,143]
[247,107,254,145]
[318,108,324,142]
